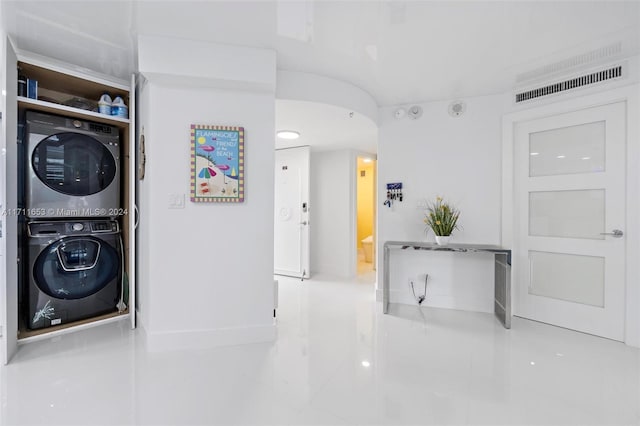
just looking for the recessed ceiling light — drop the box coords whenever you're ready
[363,158,372,163]
[361,360,371,368]
[581,156,591,160]
[277,130,300,140]
[556,155,566,159]
[530,152,539,156]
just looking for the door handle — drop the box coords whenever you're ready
[600,229,624,237]
[56,242,101,272]
[300,221,308,225]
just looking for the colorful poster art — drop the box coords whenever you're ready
[190,125,244,203]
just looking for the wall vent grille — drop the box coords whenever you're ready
[515,65,622,103]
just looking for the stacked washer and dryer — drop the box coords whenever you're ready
[23,111,124,330]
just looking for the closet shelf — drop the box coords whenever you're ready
[18,96,130,128]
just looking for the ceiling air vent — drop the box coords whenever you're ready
[515,65,623,103]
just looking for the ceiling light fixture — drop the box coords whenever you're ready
[581,156,591,160]
[277,130,300,140]
[530,152,539,156]
[363,158,372,163]
[557,155,566,159]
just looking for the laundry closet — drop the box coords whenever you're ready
[1,38,137,363]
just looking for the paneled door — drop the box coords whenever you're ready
[274,146,310,279]
[514,102,626,340]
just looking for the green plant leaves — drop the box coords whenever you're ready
[424,197,460,236]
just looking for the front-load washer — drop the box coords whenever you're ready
[26,219,122,330]
[25,111,120,218]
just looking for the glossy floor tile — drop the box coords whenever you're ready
[357,250,375,276]
[1,274,638,425]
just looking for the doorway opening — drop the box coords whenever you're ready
[274,146,310,280]
[356,156,376,280]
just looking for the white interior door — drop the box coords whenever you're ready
[514,102,626,340]
[2,36,18,363]
[274,146,310,279]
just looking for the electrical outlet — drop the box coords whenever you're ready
[168,193,185,209]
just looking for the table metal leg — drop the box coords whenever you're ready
[494,253,511,329]
[383,244,390,313]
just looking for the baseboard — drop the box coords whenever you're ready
[387,289,493,314]
[141,323,277,352]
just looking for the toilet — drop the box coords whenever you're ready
[361,235,374,263]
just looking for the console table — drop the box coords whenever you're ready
[382,241,512,328]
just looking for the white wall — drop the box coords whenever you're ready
[137,37,276,351]
[377,94,505,312]
[0,26,4,332]
[0,29,6,334]
[138,35,276,93]
[311,149,356,278]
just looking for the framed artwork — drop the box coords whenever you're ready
[190,124,245,203]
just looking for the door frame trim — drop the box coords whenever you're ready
[502,84,640,347]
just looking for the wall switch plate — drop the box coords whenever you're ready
[168,193,185,209]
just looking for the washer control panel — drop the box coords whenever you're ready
[28,220,119,237]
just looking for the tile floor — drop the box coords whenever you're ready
[357,248,374,276]
[1,274,638,425]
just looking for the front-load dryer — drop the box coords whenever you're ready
[26,219,122,330]
[25,111,120,218]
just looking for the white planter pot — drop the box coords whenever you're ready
[435,236,451,246]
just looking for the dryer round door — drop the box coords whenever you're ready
[31,132,117,196]
[33,236,120,300]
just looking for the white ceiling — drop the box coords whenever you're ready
[275,100,377,152]
[2,1,638,152]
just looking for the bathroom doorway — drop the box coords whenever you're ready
[356,156,376,278]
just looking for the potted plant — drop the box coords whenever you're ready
[423,196,460,245]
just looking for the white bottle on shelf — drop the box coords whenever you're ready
[98,93,112,115]
[111,96,128,118]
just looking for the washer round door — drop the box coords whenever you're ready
[31,132,117,196]
[33,236,120,300]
